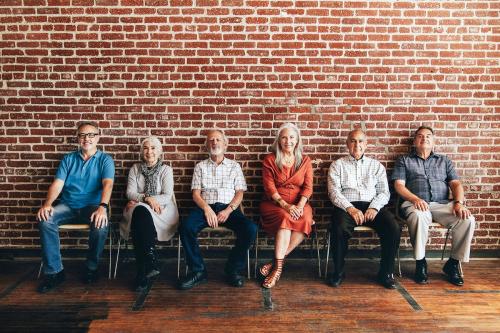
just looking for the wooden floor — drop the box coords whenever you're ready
[1,258,499,333]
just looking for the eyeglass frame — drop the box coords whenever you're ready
[77,132,100,139]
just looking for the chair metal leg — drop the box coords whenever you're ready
[177,234,181,278]
[313,228,321,278]
[442,227,451,260]
[108,230,112,279]
[113,237,122,279]
[254,231,259,278]
[37,261,43,279]
[247,249,250,279]
[397,246,402,277]
[458,261,464,277]
[324,231,331,278]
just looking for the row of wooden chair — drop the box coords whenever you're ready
[38,197,462,281]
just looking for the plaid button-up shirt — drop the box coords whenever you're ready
[391,151,458,203]
[328,155,390,211]
[191,157,247,205]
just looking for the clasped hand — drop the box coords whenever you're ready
[204,206,232,228]
[286,204,304,220]
[346,207,378,225]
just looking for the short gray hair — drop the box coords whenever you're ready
[76,121,99,134]
[205,129,228,146]
[140,136,163,161]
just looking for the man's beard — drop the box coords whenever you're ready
[209,146,224,155]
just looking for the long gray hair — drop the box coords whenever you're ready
[271,122,303,171]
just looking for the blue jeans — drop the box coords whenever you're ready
[179,203,257,274]
[38,203,109,275]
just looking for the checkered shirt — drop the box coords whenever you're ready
[328,155,390,211]
[391,151,458,203]
[191,157,247,205]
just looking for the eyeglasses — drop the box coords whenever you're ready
[77,133,99,139]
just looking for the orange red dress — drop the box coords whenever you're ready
[259,153,313,236]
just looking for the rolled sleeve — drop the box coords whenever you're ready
[391,156,406,182]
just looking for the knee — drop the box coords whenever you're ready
[38,220,56,233]
[92,224,109,235]
[408,210,431,225]
[462,215,476,229]
[132,205,150,220]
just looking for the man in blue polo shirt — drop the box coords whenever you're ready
[393,126,475,286]
[36,121,115,293]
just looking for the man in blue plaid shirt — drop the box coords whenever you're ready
[393,126,475,286]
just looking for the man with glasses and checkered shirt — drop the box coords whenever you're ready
[36,121,115,293]
[178,129,257,290]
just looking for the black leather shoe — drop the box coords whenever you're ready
[226,272,245,288]
[415,259,428,284]
[37,270,65,293]
[327,271,345,288]
[378,272,397,289]
[443,259,464,286]
[177,271,208,290]
[83,268,99,284]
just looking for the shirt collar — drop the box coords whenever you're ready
[78,149,101,160]
[207,156,228,166]
[347,154,365,163]
[410,149,436,160]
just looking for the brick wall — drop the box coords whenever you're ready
[1,0,498,253]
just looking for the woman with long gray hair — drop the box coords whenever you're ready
[121,137,179,291]
[259,123,314,288]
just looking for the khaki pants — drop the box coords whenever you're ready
[401,201,475,262]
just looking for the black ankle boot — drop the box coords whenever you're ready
[133,245,147,291]
[144,246,160,278]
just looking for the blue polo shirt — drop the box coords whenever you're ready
[55,150,115,209]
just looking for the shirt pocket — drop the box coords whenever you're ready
[200,168,215,190]
[427,165,446,181]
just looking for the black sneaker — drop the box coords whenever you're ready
[37,270,66,293]
[83,268,99,284]
[177,271,208,290]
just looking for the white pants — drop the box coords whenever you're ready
[401,201,475,262]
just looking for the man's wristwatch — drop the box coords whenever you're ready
[99,202,109,210]
[229,204,237,211]
[454,200,464,206]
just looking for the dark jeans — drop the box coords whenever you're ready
[179,203,257,274]
[330,201,401,275]
[130,205,157,260]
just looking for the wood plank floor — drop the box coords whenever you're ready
[1,258,499,332]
